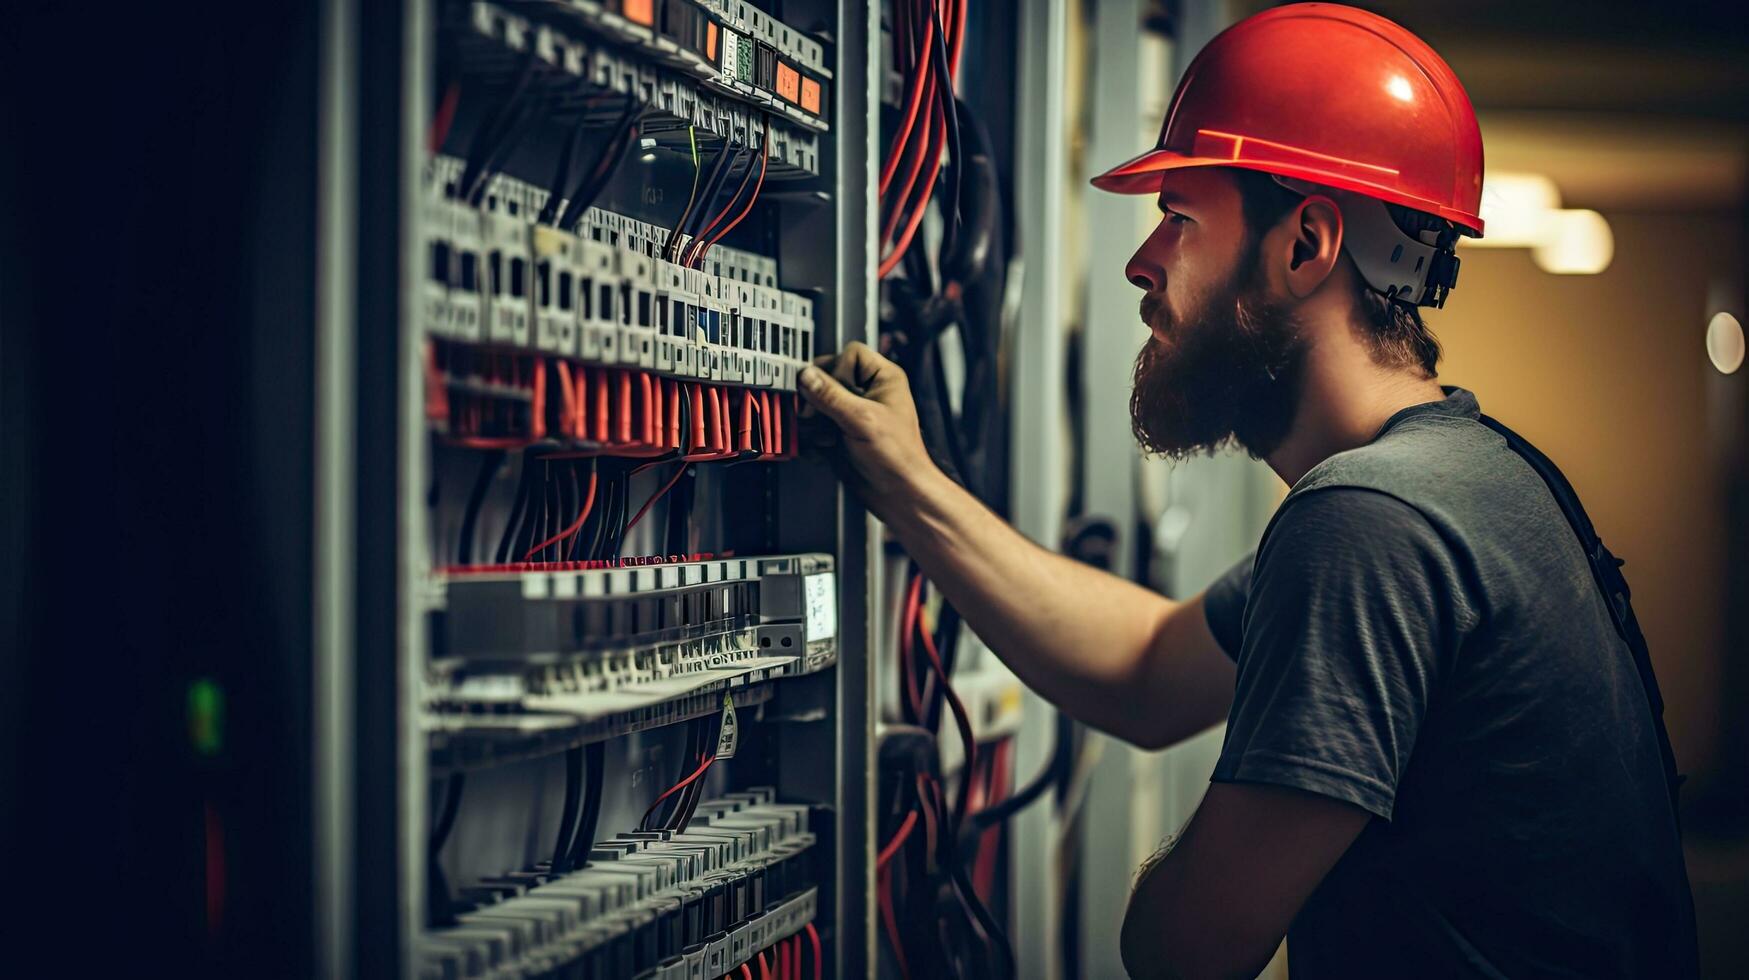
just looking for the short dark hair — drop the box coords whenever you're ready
[1231,168,1442,377]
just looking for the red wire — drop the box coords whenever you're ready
[522,467,597,561]
[877,809,919,870]
[878,858,913,980]
[757,950,771,980]
[428,81,461,155]
[621,461,690,537]
[690,118,770,268]
[686,142,761,267]
[899,573,925,721]
[804,923,823,980]
[639,750,714,829]
[880,64,938,250]
[974,738,1009,898]
[779,939,790,980]
[917,601,979,824]
[952,0,968,77]
[879,108,947,278]
[878,6,936,195]
[739,965,752,980]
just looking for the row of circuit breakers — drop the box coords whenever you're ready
[425,155,818,393]
[547,0,834,130]
[420,789,822,980]
[431,555,837,738]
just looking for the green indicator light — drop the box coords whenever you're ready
[187,678,225,757]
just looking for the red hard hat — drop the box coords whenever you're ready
[1091,3,1485,236]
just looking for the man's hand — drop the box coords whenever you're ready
[797,341,943,521]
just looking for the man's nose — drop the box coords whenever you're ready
[1125,246,1163,292]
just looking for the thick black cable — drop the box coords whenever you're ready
[426,774,466,927]
[676,707,724,831]
[460,51,538,199]
[551,747,583,872]
[539,103,594,225]
[457,449,503,565]
[964,710,1071,840]
[560,99,641,230]
[929,0,963,263]
[514,459,548,562]
[466,87,544,205]
[430,773,465,857]
[495,451,535,563]
[566,742,605,870]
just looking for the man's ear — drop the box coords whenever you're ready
[1282,195,1344,300]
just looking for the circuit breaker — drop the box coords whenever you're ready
[406,2,866,977]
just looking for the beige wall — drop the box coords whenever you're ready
[1434,209,1741,774]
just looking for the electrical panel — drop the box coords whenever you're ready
[406,1,864,977]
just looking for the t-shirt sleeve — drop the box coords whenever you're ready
[1211,487,1473,820]
[1202,552,1254,661]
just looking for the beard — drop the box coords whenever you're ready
[1129,249,1306,461]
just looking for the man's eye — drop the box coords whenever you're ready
[1160,207,1189,224]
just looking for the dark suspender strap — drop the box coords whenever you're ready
[1478,414,1684,816]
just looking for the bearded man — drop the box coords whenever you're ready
[799,5,1696,977]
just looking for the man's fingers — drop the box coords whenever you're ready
[798,364,870,432]
[831,341,907,400]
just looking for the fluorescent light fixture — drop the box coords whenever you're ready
[1466,171,1561,248]
[1533,209,1613,275]
[1461,170,1613,275]
[1707,311,1745,375]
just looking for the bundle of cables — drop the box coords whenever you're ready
[878,0,969,279]
[664,119,772,271]
[639,714,726,833]
[428,39,643,228]
[874,2,1081,974]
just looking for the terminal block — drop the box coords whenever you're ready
[524,0,833,132]
[431,554,837,730]
[420,790,822,979]
[462,2,823,177]
[425,158,816,392]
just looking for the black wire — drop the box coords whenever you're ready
[551,747,583,872]
[466,82,550,206]
[460,51,539,199]
[670,144,737,262]
[676,707,724,831]
[964,710,1072,839]
[649,719,702,831]
[567,741,605,870]
[514,459,548,561]
[430,773,466,857]
[922,600,962,734]
[457,450,503,565]
[495,451,535,563]
[426,773,465,928]
[929,344,974,497]
[560,98,641,230]
[539,105,592,225]
[568,458,600,562]
[929,0,964,262]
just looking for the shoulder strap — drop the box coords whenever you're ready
[1477,413,1684,818]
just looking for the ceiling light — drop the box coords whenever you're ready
[1532,209,1613,275]
[1707,311,1745,375]
[1465,171,1561,248]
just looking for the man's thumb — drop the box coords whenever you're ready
[798,365,864,428]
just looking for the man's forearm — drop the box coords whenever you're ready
[881,467,1219,746]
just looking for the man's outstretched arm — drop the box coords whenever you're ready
[798,342,1235,749]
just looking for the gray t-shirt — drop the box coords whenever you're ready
[1203,387,1696,978]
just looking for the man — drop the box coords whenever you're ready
[799,4,1697,978]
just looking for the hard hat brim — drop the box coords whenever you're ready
[1090,147,1484,236]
